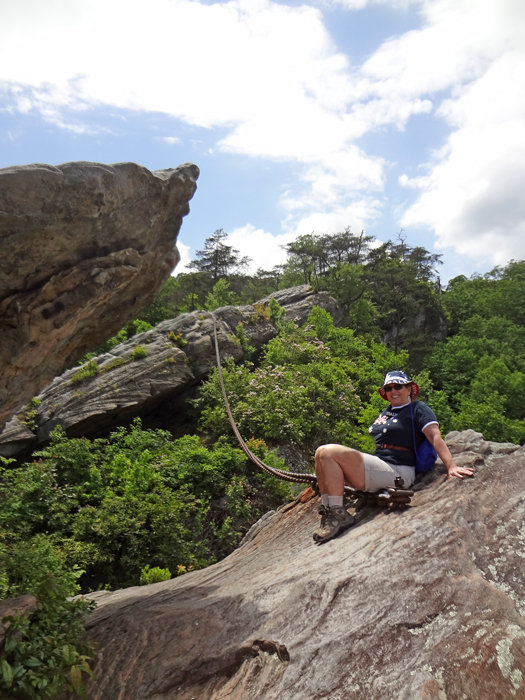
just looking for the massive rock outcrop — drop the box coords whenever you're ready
[0,161,199,433]
[69,430,525,700]
[0,286,349,459]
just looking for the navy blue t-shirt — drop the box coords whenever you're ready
[368,400,438,467]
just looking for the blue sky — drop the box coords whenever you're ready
[1,0,524,283]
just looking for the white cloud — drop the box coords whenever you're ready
[174,239,192,273]
[2,0,525,264]
[396,1,525,262]
[161,136,181,145]
[329,0,420,7]
[401,51,525,262]
[280,147,385,213]
[224,225,297,274]
[286,199,382,239]
[0,0,409,230]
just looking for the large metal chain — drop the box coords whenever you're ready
[212,315,415,509]
[212,316,363,496]
[213,316,319,486]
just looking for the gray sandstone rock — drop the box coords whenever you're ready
[0,286,349,459]
[260,285,350,328]
[67,430,525,700]
[0,160,199,432]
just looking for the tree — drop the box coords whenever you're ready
[283,229,375,286]
[205,279,239,311]
[188,229,251,283]
[407,246,443,282]
[322,228,374,266]
[283,234,325,285]
[363,240,446,366]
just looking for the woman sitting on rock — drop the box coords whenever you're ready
[313,370,474,544]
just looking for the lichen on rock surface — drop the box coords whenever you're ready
[65,431,525,700]
[0,160,199,432]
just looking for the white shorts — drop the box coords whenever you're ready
[361,453,415,491]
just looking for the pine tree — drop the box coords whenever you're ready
[188,229,251,283]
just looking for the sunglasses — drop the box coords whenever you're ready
[383,383,406,392]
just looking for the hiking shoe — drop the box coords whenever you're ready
[312,506,356,544]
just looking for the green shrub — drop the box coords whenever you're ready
[269,298,285,328]
[0,538,94,700]
[253,302,270,321]
[139,565,171,585]
[235,323,255,359]
[132,345,147,360]
[205,279,238,311]
[69,361,99,385]
[20,398,42,432]
[167,331,188,348]
[99,355,133,374]
[0,422,292,592]
[199,306,413,452]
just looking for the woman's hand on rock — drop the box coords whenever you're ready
[447,464,474,479]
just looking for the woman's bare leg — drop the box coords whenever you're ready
[313,444,362,543]
[315,444,366,493]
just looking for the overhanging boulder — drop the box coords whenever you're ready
[0,161,199,432]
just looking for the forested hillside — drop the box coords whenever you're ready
[84,228,525,444]
[2,228,525,698]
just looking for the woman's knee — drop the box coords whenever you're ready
[315,444,340,463]
[315,445,327,461]
[322,445,365,470]
[318,444,353,459]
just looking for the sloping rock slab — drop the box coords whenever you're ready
[0,287,348,456]
[71,431,525,700]
[0,161,199,432]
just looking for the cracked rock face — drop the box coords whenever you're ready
[0,286,349,459]
[0,161,199,432]
[68,430,525,700]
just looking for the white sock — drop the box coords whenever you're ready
[321,494,329,507]
[328,495,344,509]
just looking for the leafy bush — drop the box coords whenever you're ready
[99,355,132,373]
[0,422,293,592]
[18,398,42,432]
[0,536,94,699]
[269,297,285,329]
[235,323,255,359]
[253,303,270,321]
[205,279,239,311]
[140,565,171,585]
[69,360,99,385]
[167,331,188,348]
[132,345,147,360]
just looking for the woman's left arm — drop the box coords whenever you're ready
[423,424,474,480]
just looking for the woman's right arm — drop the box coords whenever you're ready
[423,424,474,479]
